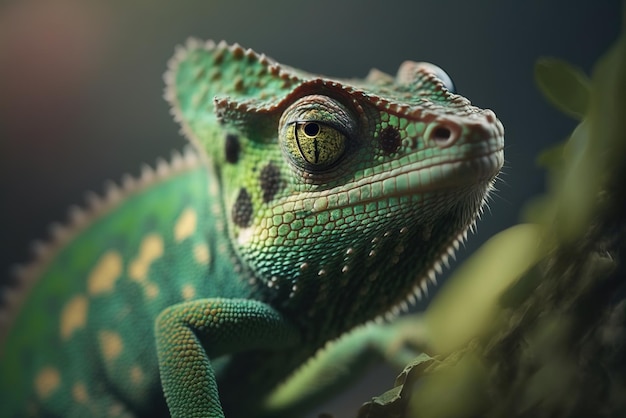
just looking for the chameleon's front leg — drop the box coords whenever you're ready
[263,314,429,418]
[155,298,300,418]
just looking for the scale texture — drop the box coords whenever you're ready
[0,39,504,417]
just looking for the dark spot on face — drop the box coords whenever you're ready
[259,162,282,203]
[232,188,253,227]
[379,126,402,154]
[225,133,240,164]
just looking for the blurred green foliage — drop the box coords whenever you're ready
[353,3,626,418]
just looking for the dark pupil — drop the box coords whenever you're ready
[303,122,320,137]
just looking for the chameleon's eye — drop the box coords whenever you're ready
[284,121,346,168]
[279,95,355,171]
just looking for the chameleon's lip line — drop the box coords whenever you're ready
[307,145,504,213]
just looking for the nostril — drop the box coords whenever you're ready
[432,127,451,142]
[427,122,459,148]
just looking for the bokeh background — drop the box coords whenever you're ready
[0,0,621,416]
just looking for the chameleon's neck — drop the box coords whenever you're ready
[233,187,486,342]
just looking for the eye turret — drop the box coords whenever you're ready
[283,121,347,169]
[279,95,356,172]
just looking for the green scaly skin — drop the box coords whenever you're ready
[0,39,504,417]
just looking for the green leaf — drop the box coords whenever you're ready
[423,224,547,355]
[534,58,591,119]
[357,353,435,418]
[535,140,566,170]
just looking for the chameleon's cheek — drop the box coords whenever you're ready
[228,187,287,248]
[228,158,288,246]
[235,226,256,247]
[231,188,254,229]
[234,206,297,248]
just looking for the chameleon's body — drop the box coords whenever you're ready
[0,40,504,417]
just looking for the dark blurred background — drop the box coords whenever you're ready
[0,0,621,416]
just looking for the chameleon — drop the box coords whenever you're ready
[0,39,504,417]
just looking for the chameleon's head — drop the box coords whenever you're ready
[166,40,504,333]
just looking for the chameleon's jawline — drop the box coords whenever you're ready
[309,148,503,213]
[377,184,493,323]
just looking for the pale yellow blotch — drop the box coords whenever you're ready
[99,330,123,362]
[34,367,60,399]
[181,284,196,300]
[109,403,126,416]
[128,234,164,282]
[72,382,89,404]
[208,181,219,197]
[145,283,160,300]
[87,251,123,296]
[236,227,254,246]
[130,365,144,385]
[128,260,147,282]
[211,202,221,216]
[193,242,210,265]
[174,207,198,242]
[60,295,88,340]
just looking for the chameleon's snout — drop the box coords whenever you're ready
[417,107,504,188]
[425,119,461,148]
[425,108,503,151]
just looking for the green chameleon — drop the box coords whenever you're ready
[0,39,504,417]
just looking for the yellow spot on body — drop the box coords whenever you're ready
[193,242,210,265]
[208,180,219,197]
[145,283,160,299]
[109,403,126,416]
[72,382,89,403]
[128,234,164,282]
[34,367,60,399]
[130,366,144,385]
[87,251,123,296]
[99,330,123,362]
[128,234,163,299]
[60,295,88,340]
[211,203,221,216]
[174,207,198,242]
[181,284,196,300]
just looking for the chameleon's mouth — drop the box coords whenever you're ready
[306,147,504,213]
